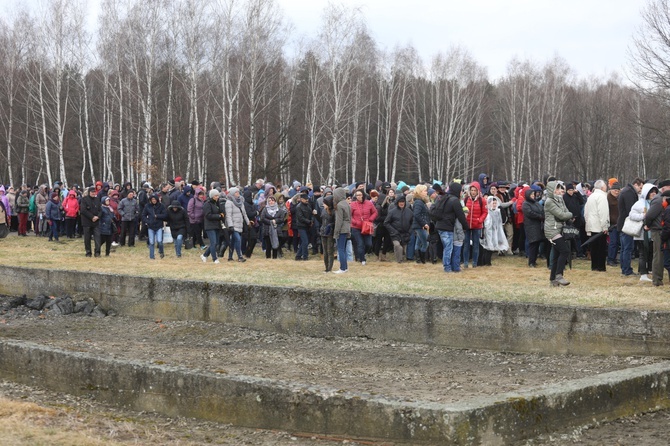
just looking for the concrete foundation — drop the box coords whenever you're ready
[1,266,669,357]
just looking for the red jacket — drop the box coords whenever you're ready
[514,185,530,227]
[62,191,79,218]
[350,199,378,230]
[463,182,487,230]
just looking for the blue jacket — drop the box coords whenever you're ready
[141,196,168,231]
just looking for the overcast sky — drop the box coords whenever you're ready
[276,0,648,82]
[14,0,649,82]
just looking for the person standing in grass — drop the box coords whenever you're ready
[225,187,249,263]
[260,195,286,260]
[201,189,224,264]
[99,196,116,256]
[142,194,168,260]
[584,180,611,272]
[167,200,190,258]
[320,195,335,271]
[544,181,573,287]
[80,187,102,257]
[332,187,351,274]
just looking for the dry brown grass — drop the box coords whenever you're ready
[2,233,669,310]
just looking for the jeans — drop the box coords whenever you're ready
[351,227,372,262]
[406,231,416,260]
[175,234,184,257]
[414,228,428,253]
[463,228,481,266]
[229,230,243,259]
[49,219,61,241]
[337,234,348,271]
[296,228,309,260]
[204,229,219,261]
[620,233,634,275]
[451,244,462,272]
[148,228,164,259]
[607,228,619,263]
[438,230,454,272]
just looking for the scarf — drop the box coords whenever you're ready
[265,201,278,217]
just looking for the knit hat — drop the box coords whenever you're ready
[228,187,240,196]
[610,182,621,190]
[565,183,575,191]
[209,189,220,199]
[608,178,619,188]
[323,187,333,195]
[428,188,435,196]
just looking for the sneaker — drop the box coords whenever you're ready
[238,258,246,263]
[640,274,653,282]
[160,253,164,259]
[200,254,207,263]
[111,242,119,247]
[228,258,234,262]
[361,261,366,266]
[213,259,220,264]
[333,269,347,274]
[550,280,560,287]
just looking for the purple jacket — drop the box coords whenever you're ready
[187,195,205,224]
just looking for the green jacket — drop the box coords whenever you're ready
[543,181,573,240]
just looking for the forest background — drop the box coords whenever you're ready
[2,0,670,189]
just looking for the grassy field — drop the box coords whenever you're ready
[1,232,668,310]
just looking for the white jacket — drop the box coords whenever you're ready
[584,188,610,235]
[628,183,656,241]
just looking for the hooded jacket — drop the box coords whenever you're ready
[141,195,168,231]
[333,187,351,237]
[385,198,413,243]
[432,182,469,232]
[617,183,640,232]
[630,183,656,238]
[45,195,63,221]
[521,189,545,244]
[202,195,224,231]
[643,185,664,232]
[478,173,490,196]
[62,190,80,218]
[463,182,487,230]
[481,196,509,252]
[543,181,573,240]
[167,200,190,237]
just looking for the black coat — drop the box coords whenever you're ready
[563,191,584,228]
[521,190,544,243]
[617,184,639,232]
[167,202,190,238]
[385,204,413,244]
[294,201,313,229]
[432,193,468,232]
[80,194,101,228]
[202,198,224,231]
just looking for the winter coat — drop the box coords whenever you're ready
[481,196,509,252]
[16,192,30,214]
[521,189,544,243]
[202,198,224,231]
[80,193,102,228]
[617,184,640,232]
[108,190,121,220]
[644,188,664,232]
[319,206,334,237]
[45,198,63,221]
[117,196,140,222]
[350,198,377,230]
[187,195,205,224]
[225,198,250,233]
[607,192,619,226]
[62,191,80,218]
[260,205,286,239]
[432,183,468,232]
[514,185,529,227]
[141,197,168,231]
[293,201,313,230]
[35,188,48,216]
[333,187,351,237]
[563,190,584,229]
[166,201,190,238]
[463,182,488,230]
[478,173,491,196]
[543,181,573,240]
[99,205,116,236]
[660,206,670,245]
[411,199,430,230]
[584,188,610,235]
[385,203,413,244]
[0,186,10,217]
[178,186,193,210]
[629,184,654,240]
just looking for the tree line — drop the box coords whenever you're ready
[0,0,668,189]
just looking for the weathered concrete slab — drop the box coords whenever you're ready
[0,339,668,445]
[0,266,669,357]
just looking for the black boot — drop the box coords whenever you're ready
[420,251,426,264]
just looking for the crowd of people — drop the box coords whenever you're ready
[1,174,670,287]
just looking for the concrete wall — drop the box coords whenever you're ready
[1,339,670,445]
[1,266,669,357]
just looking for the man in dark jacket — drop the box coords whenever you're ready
[80,187,102,257]
[644,180,670,285]
[617,178,644,276]
[563,183,584,256]
[606,182,621,266]
[167,200,190,258]
[432,182,469,272]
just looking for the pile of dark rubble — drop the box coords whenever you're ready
[0,294,111,319]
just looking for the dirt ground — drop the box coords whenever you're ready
[2,295,670,445]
